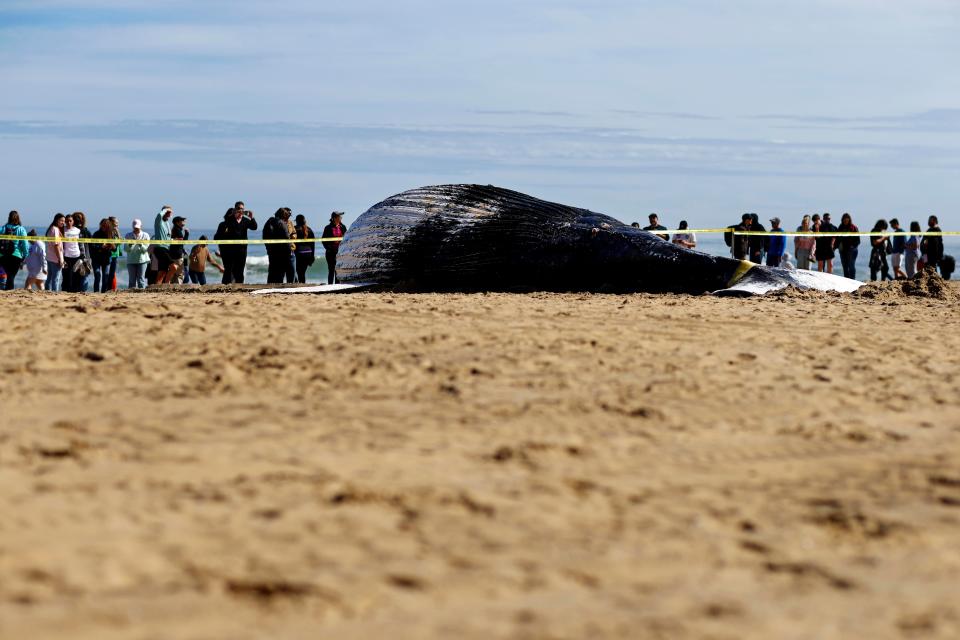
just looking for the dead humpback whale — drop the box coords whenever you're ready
[256,184,862,295]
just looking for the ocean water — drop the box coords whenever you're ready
[4,226,956,290]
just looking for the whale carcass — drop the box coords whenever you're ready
[256,184,863,295]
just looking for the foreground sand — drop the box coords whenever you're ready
[1,284,959,639]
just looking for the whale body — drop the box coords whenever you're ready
[325,184,863,296]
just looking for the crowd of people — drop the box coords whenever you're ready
[630,211,953,281]
[0,204,348,291]
[720,212,952,280]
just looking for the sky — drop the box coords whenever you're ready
[1,0,959,229]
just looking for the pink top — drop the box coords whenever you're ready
[45,226,63,262]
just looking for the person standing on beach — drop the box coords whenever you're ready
[153,206,174,284]
[794,215,815,270]
[214,202,258,284]
[921,215,944,273]
[904,221,922,277]
[748,213,767,264]
[869,219,893,281]
[0,211,30,290]
[322,211,347,284]
[167,216,190,284]
[643,214,669,241]
[725,214,752,260]
[889,218,906,279]
[294,214,316,283]
[73,211,93,293]
[62,214,80,292]
[44,213,65,291]
[23,230,47,290]
[284,209,297,283]
[187,236,223,285]
[90,218,117,293]
[125,219,150,289]
[263,207,293,284]
[766,217,786,267]
[836,213,861,280]
[813,217,835,273]
[671,220,697,249]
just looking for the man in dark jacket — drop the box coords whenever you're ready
[214,201,257,284]
[263,208,292,284]
[724,213,752,261]
[749,213,767,264]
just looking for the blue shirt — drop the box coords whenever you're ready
[767,229,786,257]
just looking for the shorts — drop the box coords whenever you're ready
[154,247,172,271]
[891,253,903,270]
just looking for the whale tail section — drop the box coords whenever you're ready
[715,263,863,296]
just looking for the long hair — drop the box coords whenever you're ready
[7,210,20,226]
[47,213,64,235]
[910,221,921,233]
[871,219,888,232]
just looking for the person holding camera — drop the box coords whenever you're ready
[214,201,257,284]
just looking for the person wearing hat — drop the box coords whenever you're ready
[766,217,786,267]
[321,211,347,285]
[125,218,151,289]
[167,215,190,283]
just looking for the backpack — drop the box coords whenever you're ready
[0,225,16,257]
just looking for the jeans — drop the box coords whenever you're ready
[46,260,63,291]
[188,270,207,285]
[840,248,858,280]
[93,261,110,292]
[127,262,147,289]
[106,257,118,290]
[285,254,296,283]
[1,256,23,290]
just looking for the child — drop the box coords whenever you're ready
[187,236,224,285]
[24,230,48,290]
[780,252,796,270]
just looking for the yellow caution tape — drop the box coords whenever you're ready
[0,235,344,245]
[634,229,959,236]
[1,230,956,244]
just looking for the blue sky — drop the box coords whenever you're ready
[1,0,959,229]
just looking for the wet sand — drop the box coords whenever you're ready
[1,282,959,639]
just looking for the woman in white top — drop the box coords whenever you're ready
[671,220,697,249]
[62,214,82,292]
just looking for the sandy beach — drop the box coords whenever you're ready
[1,280,959,639]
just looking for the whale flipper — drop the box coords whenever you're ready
[716,266,863,296]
